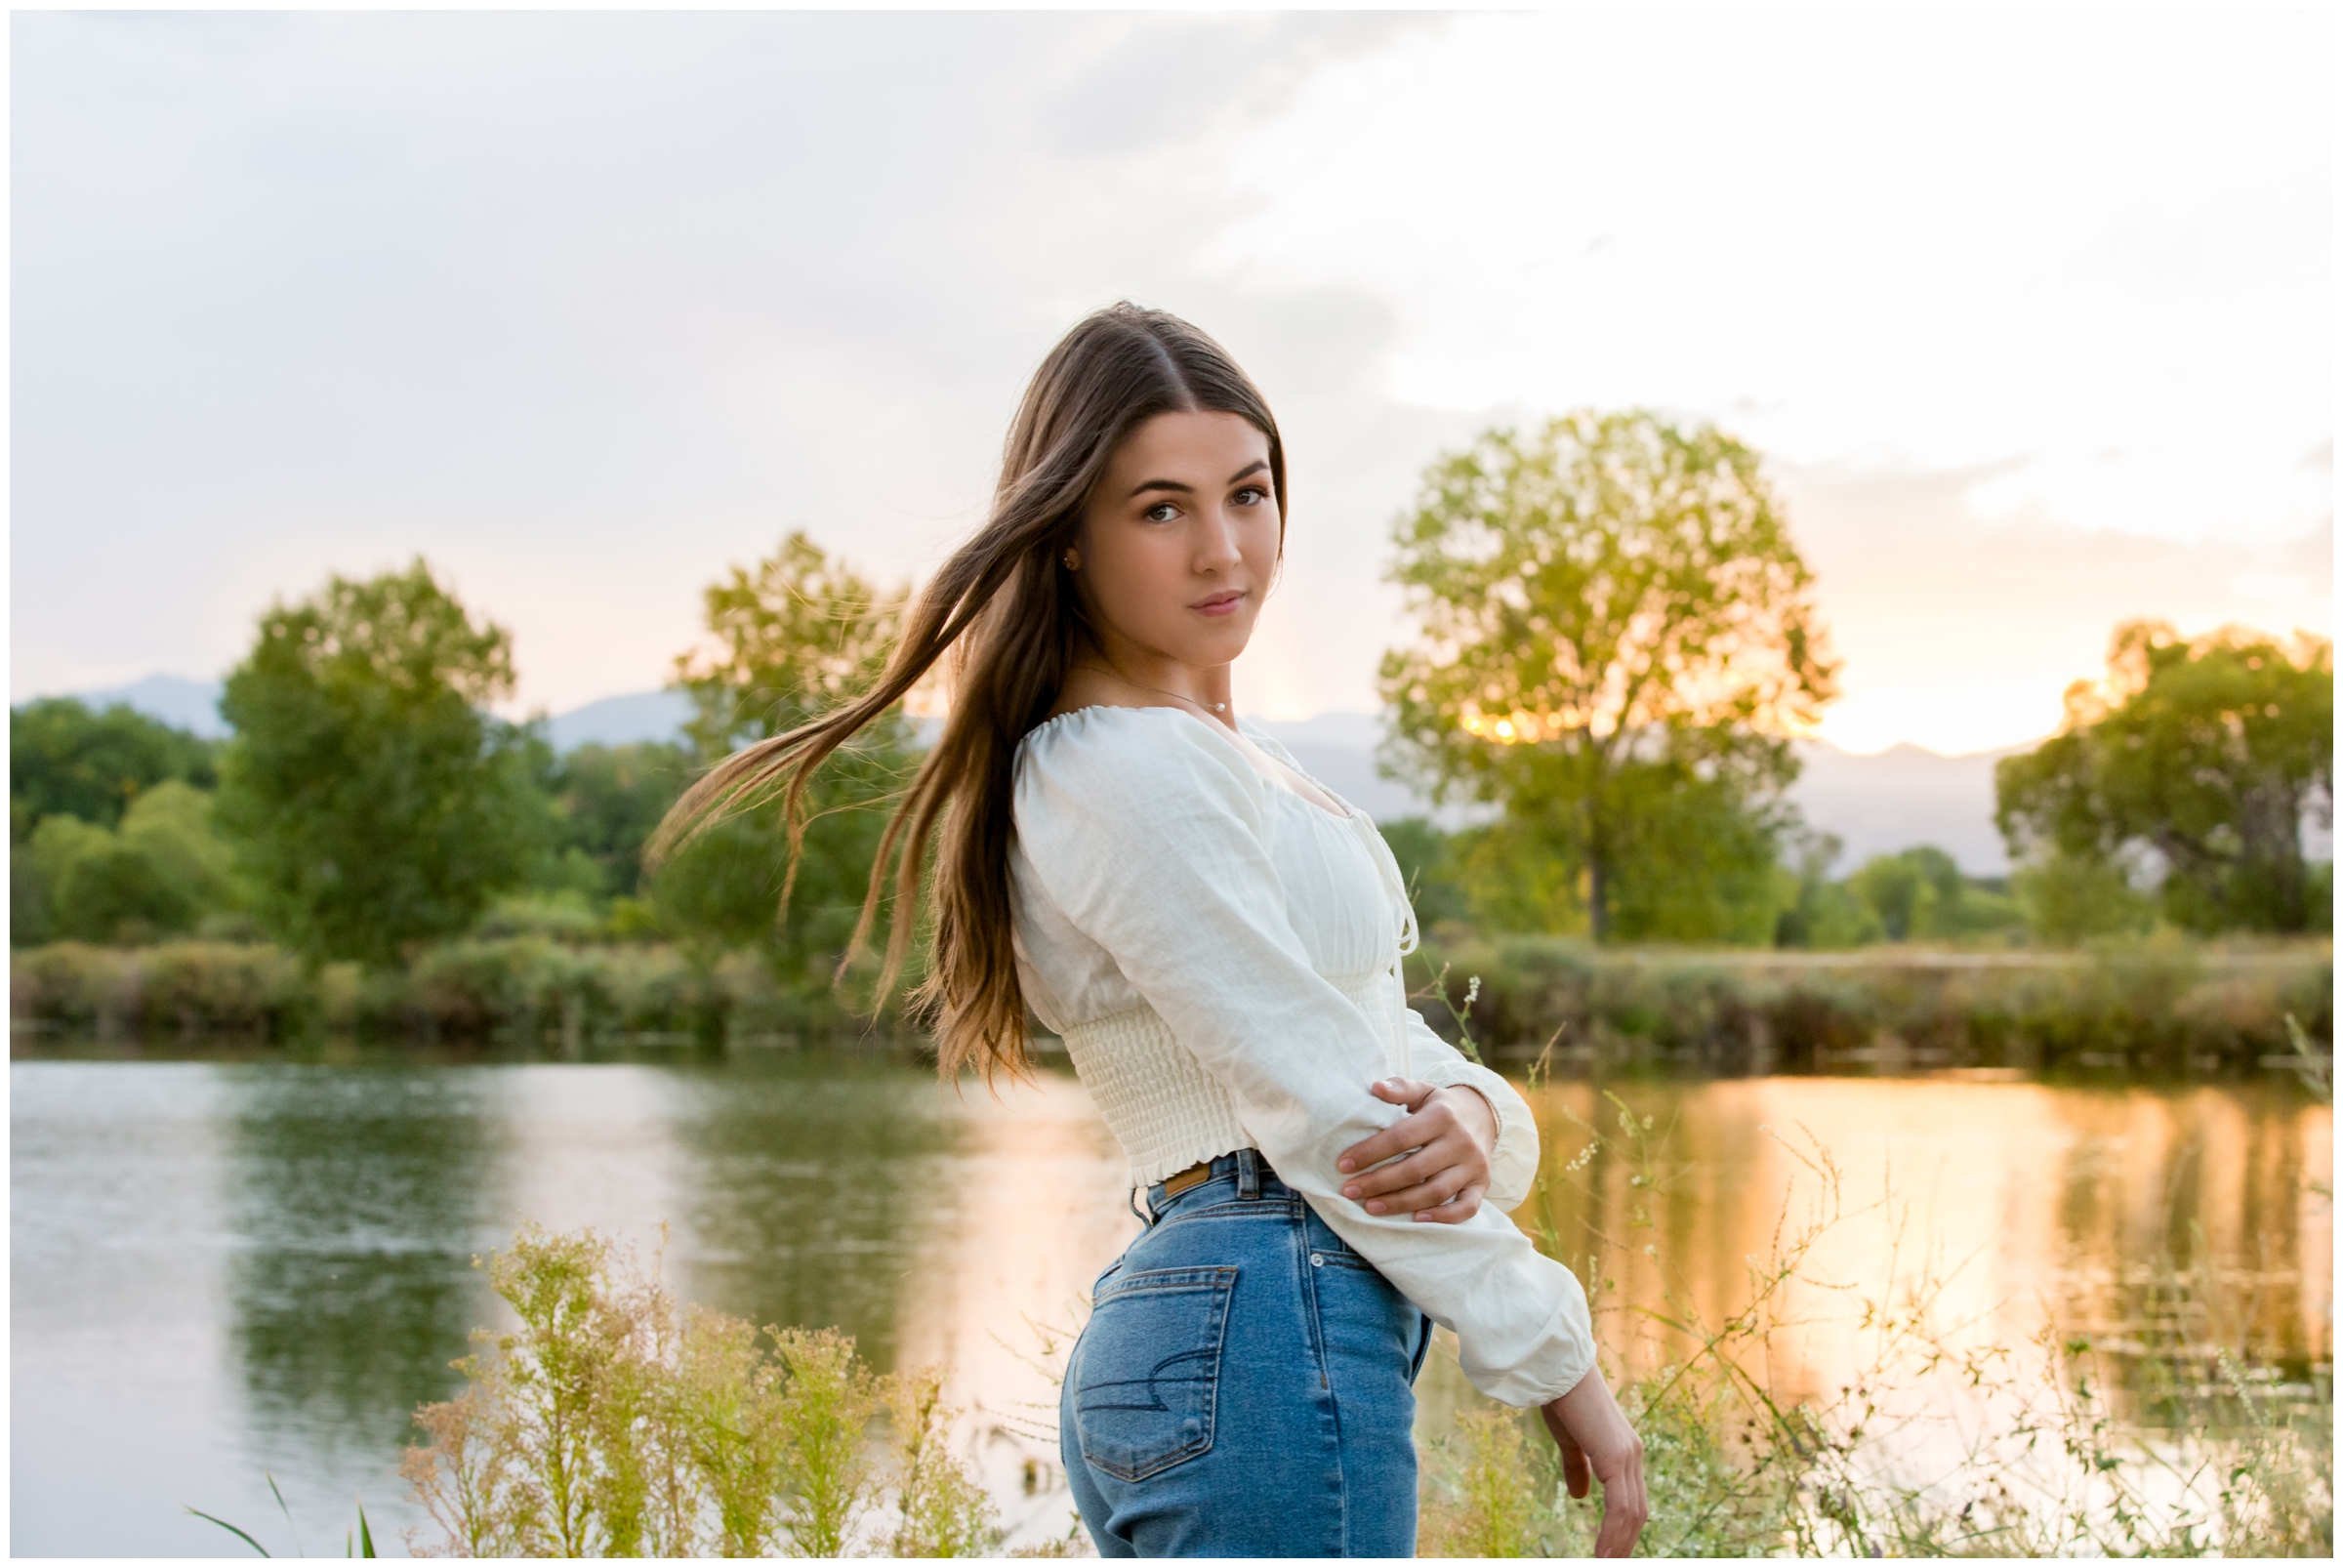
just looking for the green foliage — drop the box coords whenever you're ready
[1417,1406,1551,1556]
[1403,932,2331,1077]
[549,743,692,899]
[1769,832,1880,950]
[9,696,218,843]
[400,1223,1002,1558]
[7,935,888,1044]
[1377,816,1472,929]
[1997,621,2334,935]
[1378,410,1837,939]
[216,559,553,966]
[655,532,923,987]
[883,1367,1006,1559]
[12,781,239,945]
[2011,846,2157,943]
[1844,845,2026,942]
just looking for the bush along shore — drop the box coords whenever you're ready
[1403,934,2331,1079]
[7,937,895,1050]
[11,930,2332,1079]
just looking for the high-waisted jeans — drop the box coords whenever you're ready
[1059,1148,1436,1556]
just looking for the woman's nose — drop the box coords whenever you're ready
[1194,509,1243,571]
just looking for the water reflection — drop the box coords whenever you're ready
[658,1053,963,1367]
[10,1049,2329,1557]
[222,1067,511,1465]
[1513,1078,2331,1422]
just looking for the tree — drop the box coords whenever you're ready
[1378,410,1838,940]
[1844,845,2024,942]
[550,742,693,898]
[215,560,551,965]
[1994,621,2333,935]
[654,531,921,981]
[12,781,238,945]
[9,697,218,843]
[1772,831,1882,950]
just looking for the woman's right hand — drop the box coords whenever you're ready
[1540,1366,1648,1557]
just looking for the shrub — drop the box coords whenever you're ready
[1406,934,2332,1076]
[401,1224,1004,1558]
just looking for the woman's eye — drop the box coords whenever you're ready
[1144,502,1178,522]
[1234,486,1267,507]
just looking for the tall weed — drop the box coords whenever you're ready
[400,1224,1003,1557]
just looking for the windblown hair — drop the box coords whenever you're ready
[648,303,1287,1082]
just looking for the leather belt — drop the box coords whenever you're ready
[1160,1159,1214,1198]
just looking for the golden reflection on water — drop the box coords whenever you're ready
[1512,1077,2331,1417]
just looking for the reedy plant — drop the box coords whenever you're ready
[401,1223,1004,1557]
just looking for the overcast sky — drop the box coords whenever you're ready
[11,9,2331,755]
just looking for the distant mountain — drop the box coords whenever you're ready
[1255,713,2023,875]
[38,674,231,738]
[1787,739,2022,875]
[545,690,693,750]
[33,675,693,754]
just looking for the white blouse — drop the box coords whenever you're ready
[1008,703,1596,1407]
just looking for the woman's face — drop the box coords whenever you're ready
[1070,409,1281,673]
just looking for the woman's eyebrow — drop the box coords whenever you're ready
[1128,460,1268,499]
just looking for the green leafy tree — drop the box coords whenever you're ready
[215,559,551,966]
[1376,817,1473,931]
[1995,621,2333,934]
[1845,845,2024,942]
[12,780,238,945]
[2010,847,2155,944]
[654,531,921,983]
[1379,410,1839,940]
[551,742,692,898]
[9,697,217,842]
[1772,832,1882,950]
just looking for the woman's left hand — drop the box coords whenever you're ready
[1335,1077,1499,1223]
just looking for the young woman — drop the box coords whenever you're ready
[657,304,1646,1557]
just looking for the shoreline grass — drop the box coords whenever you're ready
[15,933,2331,1083]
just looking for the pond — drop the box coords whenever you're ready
[10,1044,2330,1556]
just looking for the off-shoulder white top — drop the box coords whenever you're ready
[1007,703,1596,1407]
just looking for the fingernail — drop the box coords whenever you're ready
[1366,1200,1385,1213]
[1342,1184,1359,1198]
[1336,1158,1353,1172]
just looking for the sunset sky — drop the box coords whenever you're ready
[11,9,2331,756]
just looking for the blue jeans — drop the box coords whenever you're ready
[1060,1148,1437,1556]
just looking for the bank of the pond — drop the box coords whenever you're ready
[11,934,2332,1079]
[8,937,871,1047]
[1403,935,2330,1078]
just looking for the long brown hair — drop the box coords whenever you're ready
[649,303,1287,1082]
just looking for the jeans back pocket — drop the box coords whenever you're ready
[1072,1264,1237,1482]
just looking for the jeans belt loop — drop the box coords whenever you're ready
[1236,1146,1260,1200]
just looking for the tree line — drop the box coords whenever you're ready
[11,410,2331,980]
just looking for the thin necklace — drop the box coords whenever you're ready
[1082,662,1229,717]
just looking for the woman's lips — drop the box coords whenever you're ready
[1190,590,1246,617]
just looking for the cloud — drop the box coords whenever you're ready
[9,9,2331,760]
[1778,460,2334,754]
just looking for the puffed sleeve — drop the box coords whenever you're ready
[1013,709,1596,1408]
